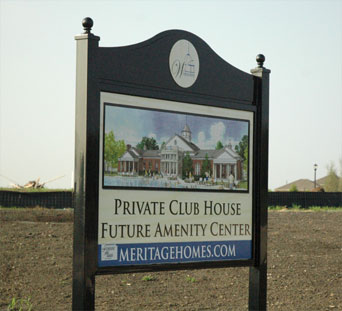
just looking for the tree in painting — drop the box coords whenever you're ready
[200,153,211,178]
[104,131,126,171]
[136,137,159,150]
[235,135,248,173]
[215,140,224,150]
[243,145,248,172]
[182,152,194,178]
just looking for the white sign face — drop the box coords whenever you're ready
[98,92,253,267]
[169,39,199,88]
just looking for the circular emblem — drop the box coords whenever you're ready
[169,39,199,88]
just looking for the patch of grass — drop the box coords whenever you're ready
[268,205,342,211]
[268,206,287,210]
[237,181,248,189]
[7,297,33,311]
[186,275,196,283]
[141,275,154,281]
[104,172,118,177]
[290,204,302,210]
[309,206,342,211]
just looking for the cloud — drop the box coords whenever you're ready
[197,131,206,148]
[148,132,157,139]
[196,122,227,149]
[194,122,243,150]
[210,122,226,143]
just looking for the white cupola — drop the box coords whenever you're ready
[181,124,192,142]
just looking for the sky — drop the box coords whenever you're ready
[105,104,249,149]
[0,0,341,190]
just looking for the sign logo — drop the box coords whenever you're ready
[169,39,199,88]
[101,244,118,261]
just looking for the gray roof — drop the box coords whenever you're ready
[193,147,241,160]
[215,147,240,159]
[141,150,160,158]
[119,147,143,160]
[130,147,142,156]
[193,149,221,159]
[126,150,139,159]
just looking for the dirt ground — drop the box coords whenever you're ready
[0,208,341,311]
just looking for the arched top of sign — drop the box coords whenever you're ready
[169,39,199,88]
[96,30,255,104]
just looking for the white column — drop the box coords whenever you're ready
[234,164,237,179]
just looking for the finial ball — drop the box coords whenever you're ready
[256,54,265,68]
[82,17,93,33]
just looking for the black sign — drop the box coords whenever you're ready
[72,17,270,310]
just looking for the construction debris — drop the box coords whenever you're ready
[0,175,65,189]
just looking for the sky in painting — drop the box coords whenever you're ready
[105,104,249,149]
[0,0,341,189]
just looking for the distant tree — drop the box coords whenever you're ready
[136,137,159,150]
[289,184,298,192]
[182,152,193,178]
[215,141,224,150]
[104,131,126,170]
[235,135,248,160]
[324,162,340,192]
[200,153,211,178]
[339,158,342,192]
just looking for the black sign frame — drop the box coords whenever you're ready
[72,17,270,310]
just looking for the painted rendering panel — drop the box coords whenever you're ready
[98,92,254,267]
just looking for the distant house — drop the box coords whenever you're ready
[117,124,243,181]
[275,178,326,192]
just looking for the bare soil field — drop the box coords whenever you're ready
[0,208,341,310]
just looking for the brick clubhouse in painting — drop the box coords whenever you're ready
[117,124,243,181]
